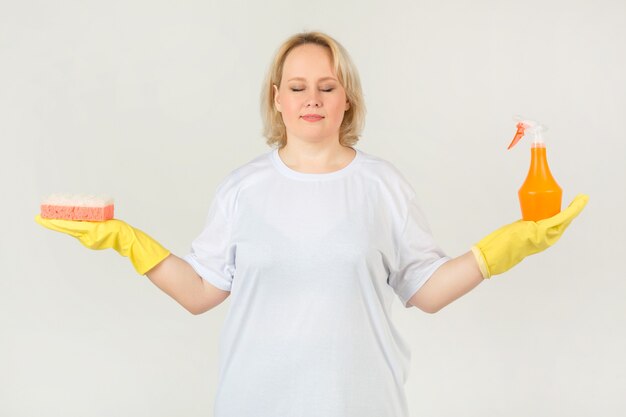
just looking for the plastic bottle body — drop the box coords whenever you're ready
[518,143,562,221]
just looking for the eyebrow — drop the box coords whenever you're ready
[287,77,338,82]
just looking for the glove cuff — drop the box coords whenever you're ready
[127,227,171,275]
[471,245,491,279]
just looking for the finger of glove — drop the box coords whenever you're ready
[535,194,588,248]
[34,215,124,250]
[538,194,589,229]
[35,214,90,238]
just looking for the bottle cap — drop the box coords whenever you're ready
[507,115,548,150]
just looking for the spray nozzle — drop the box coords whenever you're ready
[507,115,548,150]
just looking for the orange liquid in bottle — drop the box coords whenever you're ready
[518,144,562,221]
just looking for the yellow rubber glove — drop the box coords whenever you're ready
[471,194,589,278]
[35,215,171,275]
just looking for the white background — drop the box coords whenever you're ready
[1,0,625,416]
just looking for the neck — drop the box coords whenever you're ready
[278,141,355,174]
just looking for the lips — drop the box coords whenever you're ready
[301,114,324,122]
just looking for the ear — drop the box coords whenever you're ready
[345,100,350,111]
[273,84,281,112]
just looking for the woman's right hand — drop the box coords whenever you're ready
[35,215,170,275]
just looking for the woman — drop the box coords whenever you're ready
[36,31,588,417]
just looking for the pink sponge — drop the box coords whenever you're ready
[41,194,114,221]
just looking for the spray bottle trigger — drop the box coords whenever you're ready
[507,122,526,150]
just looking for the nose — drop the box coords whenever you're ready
[305,90,322,107]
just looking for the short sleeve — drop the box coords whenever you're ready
[183,193,236,292]
[388,195,451,309]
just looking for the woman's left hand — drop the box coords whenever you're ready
[471,194,589,278]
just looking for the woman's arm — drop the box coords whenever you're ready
[146,254,230,315]
[409,194,589,313]
[35,215,230,315]
[408,252,483,313]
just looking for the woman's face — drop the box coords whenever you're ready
[273,43,350,146]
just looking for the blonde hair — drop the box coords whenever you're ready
[260,31,366,149]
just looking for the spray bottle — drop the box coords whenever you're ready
[507,116,562,221]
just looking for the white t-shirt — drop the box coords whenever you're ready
[184,147,450,417]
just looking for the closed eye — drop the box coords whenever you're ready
[290,88,335,92]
